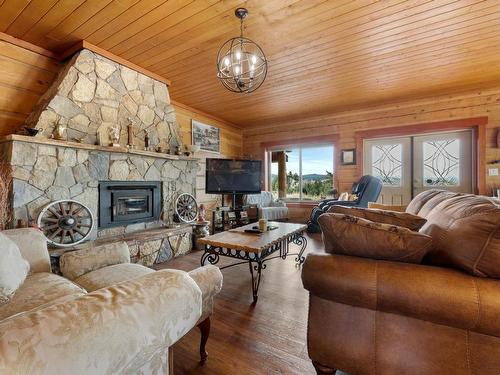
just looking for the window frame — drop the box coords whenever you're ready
[266,142,336,203]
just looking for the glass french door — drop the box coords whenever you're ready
[363,130,474,205]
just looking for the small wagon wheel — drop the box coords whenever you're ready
[175,193,198,223]
[37,200,94,247]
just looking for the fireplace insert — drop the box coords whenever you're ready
[98,181,161,228]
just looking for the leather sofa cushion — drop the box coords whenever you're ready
[0,272,85,321]
[73,263,154,292]
[328,205,426,231]
[318,213,432,264]
[407,190,500,278]
[302,253,500,338]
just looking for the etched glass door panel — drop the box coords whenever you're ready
[363,138,411,205]
[413,130,473,195]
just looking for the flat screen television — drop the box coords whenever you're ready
[205,158,261,194]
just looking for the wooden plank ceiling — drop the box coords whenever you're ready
[2,0,500,129]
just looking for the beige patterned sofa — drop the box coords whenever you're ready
[0,228,223,375]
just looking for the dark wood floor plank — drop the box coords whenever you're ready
[155,233,325,375]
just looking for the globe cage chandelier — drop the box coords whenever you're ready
[216,8,268,93]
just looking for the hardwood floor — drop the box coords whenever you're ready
[155,232,324,375]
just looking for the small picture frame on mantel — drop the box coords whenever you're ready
[340,148,356,165]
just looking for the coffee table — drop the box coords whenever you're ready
[199,222,307,303]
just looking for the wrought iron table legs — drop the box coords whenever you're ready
[248,260,264,303]
[201,233,307,303]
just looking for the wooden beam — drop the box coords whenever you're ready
[60,40,171,86]
[0,32,58,60]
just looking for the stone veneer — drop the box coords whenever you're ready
[0,137,197,243]
[1,48,200,264]
[25,49,181,151]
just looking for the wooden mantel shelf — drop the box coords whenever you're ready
[0,134,198,161]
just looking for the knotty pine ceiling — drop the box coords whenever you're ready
[2,0,500,128]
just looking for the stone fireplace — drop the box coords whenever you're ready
[0,47,198,266]
[98,181,162,229]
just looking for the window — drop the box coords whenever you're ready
[268,144,335,201]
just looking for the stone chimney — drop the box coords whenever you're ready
[25,49,181,152]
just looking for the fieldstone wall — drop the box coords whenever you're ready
[1,139,197,243]
[25,49,181,152]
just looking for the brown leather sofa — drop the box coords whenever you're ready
[302,190,500,375]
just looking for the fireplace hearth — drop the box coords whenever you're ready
[99,181,161,229]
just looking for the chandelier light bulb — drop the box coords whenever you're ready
[216,8,268,93]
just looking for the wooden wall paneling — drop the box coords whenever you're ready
[172,101,243,214]
[243,89,500,221]
[0,35,60,137]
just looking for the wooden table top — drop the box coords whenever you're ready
[198,222,307,253]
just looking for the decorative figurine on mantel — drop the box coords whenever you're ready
[127,122,135,149]
[144,130,150,151]
[109,124,121,147]
[52,123,66,140]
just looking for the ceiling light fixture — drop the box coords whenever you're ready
[216,8,268,93]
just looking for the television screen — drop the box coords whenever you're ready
[205,159,262,194]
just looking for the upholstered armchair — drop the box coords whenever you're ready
[0,228,222,374]
[245,191,288,221]
[59,242,223,364]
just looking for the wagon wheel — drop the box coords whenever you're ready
[37,200,94,247]
[175,193,198,223]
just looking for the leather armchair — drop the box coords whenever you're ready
[302,190,500,375]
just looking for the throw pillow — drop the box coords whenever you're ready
[0,232,30,303]
[318,213,432,263]
[327,205,427,231]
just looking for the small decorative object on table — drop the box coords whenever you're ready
[258,218,268,232]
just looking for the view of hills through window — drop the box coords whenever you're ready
[270,145,335,201]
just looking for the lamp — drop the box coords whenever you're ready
[216,8,268,93]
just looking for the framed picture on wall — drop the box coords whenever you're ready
[192,120,220,153]
[340,148,356,165]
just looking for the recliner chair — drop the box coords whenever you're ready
[307,175,382,232]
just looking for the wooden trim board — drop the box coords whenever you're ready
[0,32,58,59]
